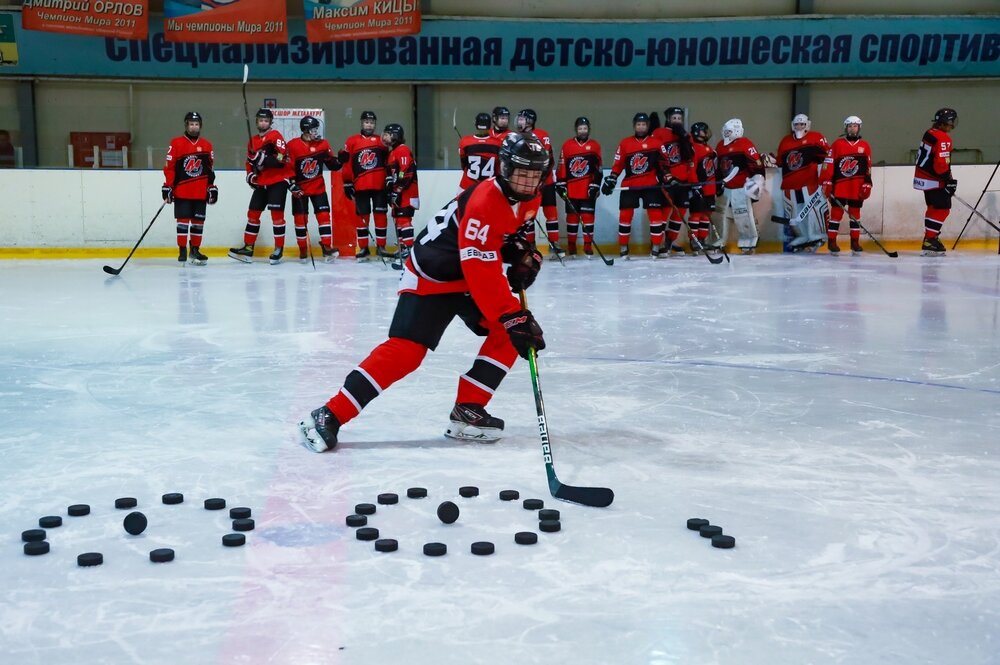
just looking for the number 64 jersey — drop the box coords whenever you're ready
[401,178,522,322]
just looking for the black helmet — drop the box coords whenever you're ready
[633,112,650,125]
[475,112,491,131]
[665,106,685,120]
[300,115,320,136]
[498,132,551,202]
[517,108,538,130]
[492,106,510,121]
[933,108,958,126]
[360,110,377,122]
[574,116,590,128]
[383,123,404,146]
[690,122,712,143]
[255,108,273,121]
[184,111,203,124]
[360,110,377,136]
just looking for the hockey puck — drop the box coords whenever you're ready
[711,535,736,549]
[162,493,184,505]
[39,516,62,529]
[67,504,90,517]
[377,493,399,505]
[21,529,46,543]
[459,486,479,498]
[77,552,103,567]
[699,525,723,538]
[423,542,447,556]
[115,497,137,509]
[24,541,50,556]
[355,503,376,515]
[375,539,398,553]
[436,501,459,524]
[522,499,544,511]
[406,487,427,499]
[356,527,379,541]
[204,498,226,510]
[222,533,245,547]
[499,490,520,501]
[471,541,495,555]
[149,548,175,563]
[539,520,561,533]
[687,518,710,531]
[232,518,255,532]
[514,531,538,545]
[346,514,367,527]
[123,511,147,536]
[229,507,252,519]
[538,509,560,521]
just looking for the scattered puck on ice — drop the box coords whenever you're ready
[204,498,226,510]
[539,520,561,533]
[538,509,560,521]
[355,503,376,515]
[436,501,460,524]
[229,507,252,519]
[24,541,50,556]
[114,497,137,509]
[711,535,736,549]
[346,514,367,527]
[699,525,723,538]
[232,518,255,532]
[123,511,148,536]
[471,541,495,556]
[39,516,62,529]
[406,487,427,499]
[149,548,175,563]
[356,527,379,541]
[162,493,184,505]
[375,539,398,553]
[514,532,538,545]
[77,552,103,567]
[423,542,447,557]
[687,518,710,531]
[21,529,46,543]
[377,493,399,505]
[68,504,90,517]
[459,486,479,498]
[522,499,544,511]
[499,490,520,501]
[222,533,245,547]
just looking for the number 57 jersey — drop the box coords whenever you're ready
[458,134,501,191]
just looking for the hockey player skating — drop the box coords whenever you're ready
[341,110,389,261]
[229,108,292,264]
[821,116,874,255]
[285,116,341,263]
[652,106,694,254]
[298,133,550,451]
[714,119,766,254]
[382,123,419,269]
[913,108,959,256]
[163,111,216,266]
[555,117,602,258]
[458,112,500,192]
[686,122,717,250]
[776,114,830,252]
[514,109,558,253]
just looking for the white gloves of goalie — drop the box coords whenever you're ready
[744,174,765,201]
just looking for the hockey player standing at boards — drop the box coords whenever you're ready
[513,109,558,253]
[776,114,830,252]
[382,123,419,268]
[490,106,512,142]
[686,122,717,250]
[651,106,694,254]
[458,112,500,193]
[821,116,873,256]
[285,115,342,263]
[341,110,389,261]
[299,133,550,451]
[229,108,292,264]
[913,108,958,256]
[555,116,602,258]
[715,119,766,254]
[163,111,216,266]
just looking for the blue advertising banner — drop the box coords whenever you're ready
[1,13,997,81]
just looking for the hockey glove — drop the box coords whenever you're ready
[945,179,958,196]
[207,185,218,205]
[601,174,617,196]
[744,174,765,201]
[287,179,303,198]
[688,186,704,205]
[161,186,173,203]
[248,150,267,171]
[659,172,676,187]
[501,237,543,292]
[343,182,355,200]
[860,183,872,200]
[388,189,401,208]
[246,172,261,189]
[588,182,600,199]
[554,183,568,200]
[500,309,545,360]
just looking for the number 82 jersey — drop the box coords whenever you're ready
[458,134,500,191]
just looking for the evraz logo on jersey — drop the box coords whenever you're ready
[300,157,321,179]
[787,151,804,171]
[568,156,590,178]
[629,154,649,175]
[839,157,860,177]
[182,155,203,178]
[358,149,380,170]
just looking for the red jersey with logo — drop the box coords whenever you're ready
[651,126,691,180]
[387,143,419,209]
[164,135,214,200]
[528,127,555,185]
[286,137,338,196]
[913,128,953,190]
[342,134,388,192]
[246,129,292,186]
[556,137,603,199]
[776,131,829,191]
[610,135,668,189]
[715,137,764,189]
[690,141,718,197]
[822,137,873,200]
[459,134,500,190]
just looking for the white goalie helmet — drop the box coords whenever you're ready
[722,118,744,145]
[791,113,811,139]
[844,115,863,138]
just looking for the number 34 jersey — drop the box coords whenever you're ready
[458,134,500,190]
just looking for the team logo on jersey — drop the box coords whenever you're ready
[719,157,733,174]
[665,143,681,164]
[358,149,380,170]
[182,155,203,178]
[568,156,590,178]
[300,157,320,180]
[787,151,804,171]
[839,157,860,177]
[629,154,649,175]
[702,157,716,177]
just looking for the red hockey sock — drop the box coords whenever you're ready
[374,212,388,248]
[316,211,332,247]
[270,211,286,248]
[326,337,428,426]
[244,210,262,246]
[176,220,189,248]
[455,326,518,406]
[924,207,948,237]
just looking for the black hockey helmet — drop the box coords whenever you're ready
[300,115,321,137]
[184,111,203,124]
[517,108,538,131]
[475,112,491,131]
[633,112,650,125]
[690,122,712,143]
[360,110,377,122]
[382,123,405,146]
[360,110,377,135]
[492,106,510,120]
[665,106,685,122]
[933,108,958,127]
[498,132,551,202]
[255,108,273,121]
[574,116,591,140]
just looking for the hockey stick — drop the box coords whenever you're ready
[953,193,1000,234]
[304,221,316,271]
[518,290,615,508]
[622,167,740,192]
[953,160,999,250]
[557,189,613,266]
[770,188,823,226]
[451,107,462,141]
[241,65,252,141]
[532,217,565,266]
[661,187,724,265]
[830,196,898,258]
[103,201,168,275]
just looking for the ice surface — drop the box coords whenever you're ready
[1,253,999,665]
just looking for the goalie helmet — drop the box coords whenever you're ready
[721,118,743,145]
[791,113,811,139]
[474,112,491,131]
[690,122,712,144]
[933,108,958,127]
[300,116,320,139]
[498,132,551,202]
[843,115,862,139]
[382,123,404,147]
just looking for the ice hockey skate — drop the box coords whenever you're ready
[921,236,946,256]
[228,243,254,263]
[444,403,504,442]
[298,405,340,452]
[268,246,284,265]
[188,246,208,265]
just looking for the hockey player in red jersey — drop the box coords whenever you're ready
[298,133,550,451]
[285,116,341,263]
[229,108,292,264]
[513,109,559,253]
[821,116,874,256]
[913,108,958,256]
[715,118,766,253]
[490,106,511,142]
[776,113,830,252]
[382,123,419,267]
[686,122,717,250]
[459,112,500,192]
[555,116,602,258]
[601,112,671,259]
[341,110,389,261]
[163,111,216,266]
[651,106,694,254]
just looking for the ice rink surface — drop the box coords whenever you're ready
[1,251,999,665]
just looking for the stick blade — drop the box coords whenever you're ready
[887,251,899,258]
[102,265,120,275]
[552,481,615,508]
[242,64,249,84]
